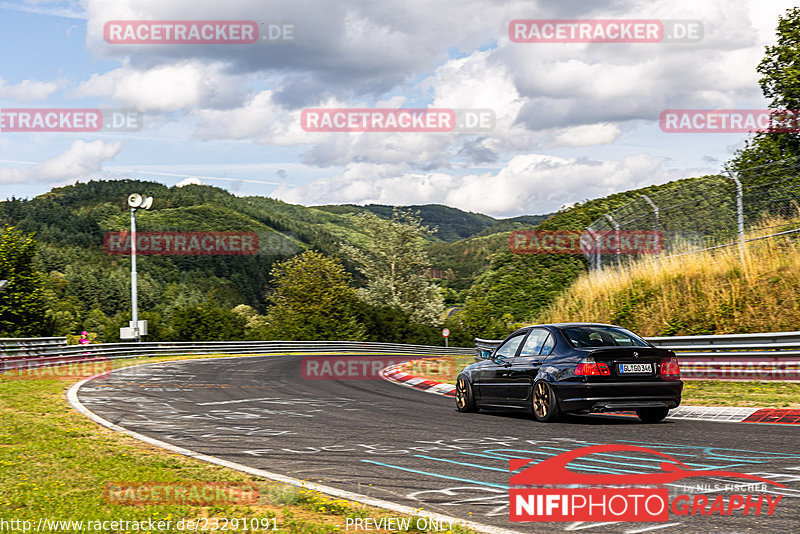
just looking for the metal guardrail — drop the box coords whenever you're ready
[3,333,800,381]
[0,340,475,373]
[474,332,800,381]
[647,330,800,347]
[0,337,66,350]
[476,331,800,353]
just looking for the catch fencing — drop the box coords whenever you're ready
[476,330,800,381]
[583,156,800,269]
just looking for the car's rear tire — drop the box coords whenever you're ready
[532,380,560,422]
[455,376,477,412]
[636,407,669,423]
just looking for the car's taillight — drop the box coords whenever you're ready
[660,356,681,380]
[575,357,610,376]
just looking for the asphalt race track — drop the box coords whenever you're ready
[75,354,800,533]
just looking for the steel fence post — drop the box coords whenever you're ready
[604,213,621,268]
[726,170,746,263]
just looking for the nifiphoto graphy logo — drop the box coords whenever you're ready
[509,444,785,523]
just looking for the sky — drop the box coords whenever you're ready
[0,0,795,218]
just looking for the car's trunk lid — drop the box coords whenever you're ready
[587,347,671,379]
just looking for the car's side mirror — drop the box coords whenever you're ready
[477,349,494,360]
[492,353,508,365]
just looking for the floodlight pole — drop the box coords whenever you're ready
[130,206,139,342]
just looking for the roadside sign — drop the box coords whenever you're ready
[442,328,450,337]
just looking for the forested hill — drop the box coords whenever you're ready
[0,179,545,339]
[0,179,372,338]
[0,174,717,343]
[314,203,546,242]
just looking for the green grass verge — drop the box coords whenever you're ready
[681,380,800,408]
[406,356,800,408]
[0,354,476,533]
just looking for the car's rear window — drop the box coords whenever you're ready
[560,326,649,348]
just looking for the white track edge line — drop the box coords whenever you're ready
[67,359,523,534]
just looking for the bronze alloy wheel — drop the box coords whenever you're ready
[455,376,476,412]
[532,380,559,422]
[456,379,467,409]
[533,382,549,418]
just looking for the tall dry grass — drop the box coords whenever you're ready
[534,217,800,336]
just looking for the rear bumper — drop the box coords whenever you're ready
[554,380,683,413]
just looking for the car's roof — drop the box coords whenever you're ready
[523,322,620,329]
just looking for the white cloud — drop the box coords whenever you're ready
[175,176,203,187]
[0,1,86,19]
[73,60,244,111]
[551,123,623,147]
[193,90,292,142]
[85,0,516,106]
[23,0,791,215]
[0,77,61,103]
[77,2,799,145]
[0,140,122,185]
[270,153,702,217]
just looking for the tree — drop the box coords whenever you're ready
[232,304,270,340]
[341,210,444,326]
[0,225,47,336]
[264,251,365,340]
[356,301,440,345]
[729,7,800,171]
[169,303,246,341]
[443,296,516,346]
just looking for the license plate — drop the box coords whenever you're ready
[619,363,652,374]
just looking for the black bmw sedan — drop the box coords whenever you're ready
[455,323,682,423]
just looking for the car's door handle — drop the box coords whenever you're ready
[531,359,542,365]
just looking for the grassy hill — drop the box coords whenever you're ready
[454,176,722,329]
[535,216,800,335]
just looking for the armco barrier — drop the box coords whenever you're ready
[476,331,800,381]
[4,333,800,381]
[0,340,474,374]
[0,337,66,350]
